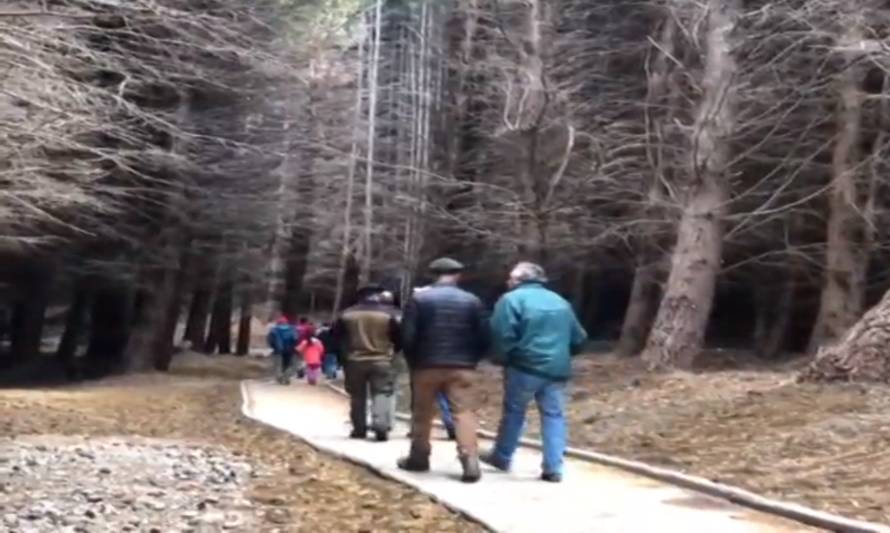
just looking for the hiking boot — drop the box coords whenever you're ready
[541,472,562,483]
[374,430,389,442]
[480,451,510,472]
[349,429,367,440]
[397,456,430,472]
[460,456,481,483]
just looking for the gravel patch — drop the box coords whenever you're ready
[0,436,267,533]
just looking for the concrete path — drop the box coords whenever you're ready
[241,379,816,533]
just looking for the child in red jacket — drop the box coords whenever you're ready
[297,336,325,385]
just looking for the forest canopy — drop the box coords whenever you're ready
[2,0,890,382]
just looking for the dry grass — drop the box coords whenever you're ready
[0,354,483,533]
[464,353,890,524]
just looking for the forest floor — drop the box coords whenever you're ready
[424,352,890,524]
[0,354,480,533]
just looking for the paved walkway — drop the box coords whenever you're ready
[241,380,816,533]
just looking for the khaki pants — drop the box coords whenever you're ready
[409,368,478,459]
[345,360,394,433]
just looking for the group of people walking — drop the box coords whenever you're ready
[270,257,587,484]
[267,316,339,385]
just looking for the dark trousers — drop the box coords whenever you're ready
[323,352,339,379]
[345,360,394,433]
[409,368,478,459]
[275,350,294,382]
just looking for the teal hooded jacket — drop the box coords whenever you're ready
[489,281,588,381]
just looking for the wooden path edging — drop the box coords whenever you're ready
[323,382,890,533]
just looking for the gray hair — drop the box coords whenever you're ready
[509,262,547,283]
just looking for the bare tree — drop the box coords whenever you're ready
[642,0,740,369]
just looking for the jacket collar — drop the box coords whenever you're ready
[513,280,545,290]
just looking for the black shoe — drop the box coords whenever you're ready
[397,456,430,472]
[446,427,456,441]
[374,430,389,442]
[541,472,562,483]
[349,429,367,440]
[480,452,510,472]
[460,456,481,483]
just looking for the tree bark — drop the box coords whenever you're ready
[151,246,191,372]
[124,255,182,372]
[616,262,661,357]
[183,287,212,347]
[56,281,90,378]
[642,0,738,369]
[808,24,868,352]
[236,290,252,356]
[84,284,132,377]
[281,227,311,318]
[332,20,366,319]
[616,14,675,359]
[361,0,384,285]
[205,276,233,355]
[801,286,890,383]
[281,83,319,319]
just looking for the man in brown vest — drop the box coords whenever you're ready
[332,284,401,441]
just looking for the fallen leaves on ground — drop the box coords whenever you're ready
[0,354,483,533]
[452,352,890,524]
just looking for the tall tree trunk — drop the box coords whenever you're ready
[808,25,868,352]
[281,230,311,318]
[84,283,132,377]
[511,0,550,263]
[9,266,51,366]
[642,0,738,369]
[125,247,184,372]
[183,287,212,347]
[236,289,252,356]
[616,261,661,357]
[261,113,296,323]
[619,15,676,358]
[151,246,192,372]
[56,281,90,378]
[333,27,366,318]
[360,0,384,285]
[281,84,319,319]
[205,275,233,355]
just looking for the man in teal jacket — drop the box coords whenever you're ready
[483,262,587,482]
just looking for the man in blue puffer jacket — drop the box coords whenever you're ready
[398,258,489,483]
[483,262,587,482]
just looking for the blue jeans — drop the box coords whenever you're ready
[491,367,567,476]
[322,352,338,379]
[436,391,454,430]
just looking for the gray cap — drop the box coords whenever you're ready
[428,257,465,274]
